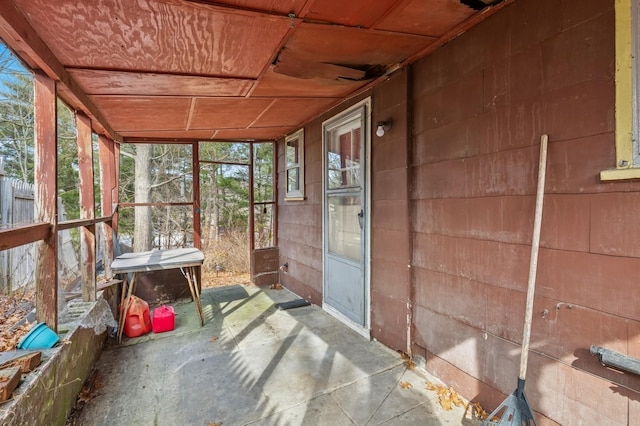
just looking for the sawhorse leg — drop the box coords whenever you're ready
[117,272,137,343]
[182,266,204,326]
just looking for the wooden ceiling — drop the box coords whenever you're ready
[3,0,506,142]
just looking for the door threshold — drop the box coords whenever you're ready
[323,303,370,340]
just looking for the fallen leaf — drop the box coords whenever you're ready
[399,381,412,389]
[426,382,468,412]
[440,396,452,411]
[207,422,222,426]
[451,389,465,407]
[467,401,489,421]
[210,336,219,343]
[270,283,283,290]
[398,351,415,369]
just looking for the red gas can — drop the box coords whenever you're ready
[152,305,175,333]
[123,296,152,338]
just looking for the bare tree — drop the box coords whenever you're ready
[133,144,152,251]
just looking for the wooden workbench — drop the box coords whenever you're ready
[111,247,205,343]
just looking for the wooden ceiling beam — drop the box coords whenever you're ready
[0,1,122,142]
[183,0,305,20]
[122,137,200,144]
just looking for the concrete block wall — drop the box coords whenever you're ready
[410,0,640,424]
[0,299,107,425]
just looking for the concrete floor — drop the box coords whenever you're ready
[75,285,482,426]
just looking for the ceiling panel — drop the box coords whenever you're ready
[252,98,339,127]
[5,0,499,141]
[252,66,369,97]
[16,0,290,77]
[190,98,275,130]
[284,23,436,67]
[91,96,192,131]
[70,69,254,97]
[374,0,476,37]
[303,0,398,28]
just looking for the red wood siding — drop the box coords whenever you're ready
[370,70,410,351]
[276,1,640,423]
[410,0,640,424]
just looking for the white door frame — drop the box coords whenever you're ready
[321,97,372,338]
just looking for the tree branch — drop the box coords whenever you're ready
[150,174,183,190]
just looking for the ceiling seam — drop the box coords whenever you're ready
[185,98,197,131]
[247,99,278,128]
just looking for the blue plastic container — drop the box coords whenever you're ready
[17,322,60,350]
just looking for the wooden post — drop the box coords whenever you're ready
[99,135,115,278]
[192,142,202,291]
[113,142,120,233]
[249,144,255,253]
[33,72,58,330]
[249,143,255,280]
[272,141,278,246]
[76,113,96,302]
[192,142,201,249]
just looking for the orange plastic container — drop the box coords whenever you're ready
[152,305,175,333]
[123,296,152,338]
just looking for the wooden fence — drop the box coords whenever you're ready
[0,173,80,294]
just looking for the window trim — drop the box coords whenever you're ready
[601,0,640,180]
[284,128,305,200]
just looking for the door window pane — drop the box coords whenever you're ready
[327,125,361,189]
[327,195,361,262]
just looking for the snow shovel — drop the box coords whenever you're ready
[482,134,548,426]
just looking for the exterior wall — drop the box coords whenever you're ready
[277,1,640,423]
[278,71,411,351]
[251,247,279,286]
[370,71,410,351]
[410,0,640,424]
[277,110,325,305]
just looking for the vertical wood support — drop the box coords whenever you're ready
[192,142,201,249]
[99,135,115,278]
[113,142,120,233]
[249,143,255,280]
[76,113,96,302]
[272,141,278,247]
[33,72,58,330]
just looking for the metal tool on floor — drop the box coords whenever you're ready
[482,134,548,426]
[275,299,310,310]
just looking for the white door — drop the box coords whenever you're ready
[322,99,370,335]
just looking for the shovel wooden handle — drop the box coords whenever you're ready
[519,134,548,381]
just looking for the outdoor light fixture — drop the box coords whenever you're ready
[376,121,391,137]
